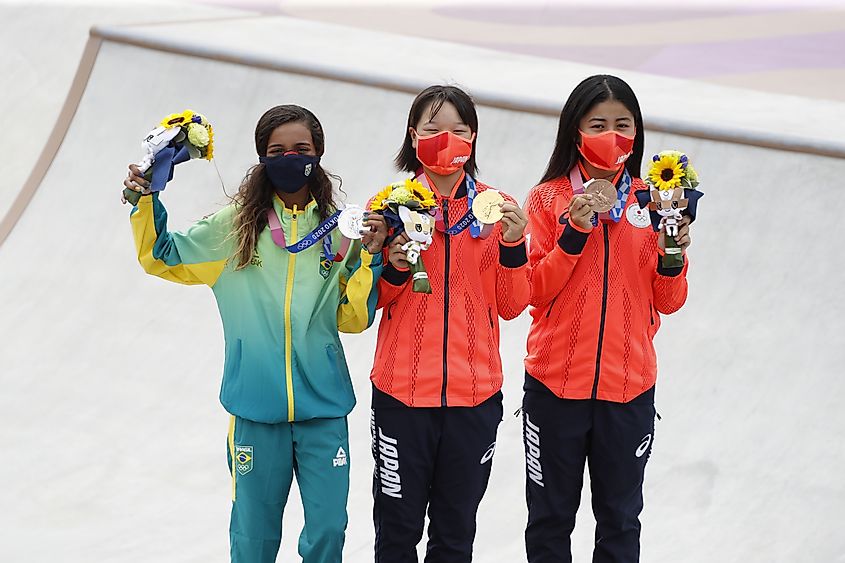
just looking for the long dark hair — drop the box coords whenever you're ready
[395,85,479,176]
[231,104,338,270]
[540,74,644,184]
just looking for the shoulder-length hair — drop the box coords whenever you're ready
[395,85,479,176]
[540,74,644,184]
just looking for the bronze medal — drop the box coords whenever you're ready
[584,179,617,213]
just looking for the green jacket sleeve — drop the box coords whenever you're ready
[129,193,233,286]
[337,241,383,333]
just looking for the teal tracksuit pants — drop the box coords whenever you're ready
[227,415,350,563]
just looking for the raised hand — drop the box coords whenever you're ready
[500,201,528,243]
[361,212,388,254]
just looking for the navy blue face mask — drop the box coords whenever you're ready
[259,152,321,194]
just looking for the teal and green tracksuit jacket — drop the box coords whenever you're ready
[130,193,383,424]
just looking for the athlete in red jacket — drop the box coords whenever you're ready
[370,85,530,562]
[522,75,694,563]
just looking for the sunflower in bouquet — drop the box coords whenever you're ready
[369,179,438,293]
[123,110,214,205]
[637,150,703,268]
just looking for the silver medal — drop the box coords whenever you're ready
[338,205,366,239]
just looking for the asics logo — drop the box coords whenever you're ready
[480,442,496,464]
[635,434,652,458]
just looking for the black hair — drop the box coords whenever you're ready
[540,74,644,184]
[395,85,479,176]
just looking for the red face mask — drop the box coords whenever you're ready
[415,130,473,175]
[578,130,635,171]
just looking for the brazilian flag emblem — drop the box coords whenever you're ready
[319,255,333,280]
[235,445,253,475]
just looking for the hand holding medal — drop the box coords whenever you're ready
[583,179,617,213]
[337,205,387,254]
[471,189,527,242]
[564,178,617,231]
[472,190,505,224]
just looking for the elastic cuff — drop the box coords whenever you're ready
[569,219,592,234]
[499,241,528,268]
[382,262,411,286]
[557,223,590,255]
[363,249,384,266]
[499,236,526,247]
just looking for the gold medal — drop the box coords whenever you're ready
[584,179,617,213]
[471,190,505,224]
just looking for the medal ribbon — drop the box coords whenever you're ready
[569,163,632,226]
[417,171,493,238]
[266,207,352,262]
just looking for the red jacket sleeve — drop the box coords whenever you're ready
[496,236,530,320]
[652,247,689,314]
[376,256,410,309]
[526,183,591,307]
[494,192,530,319]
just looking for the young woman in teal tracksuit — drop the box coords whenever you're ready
[123,105,387,563]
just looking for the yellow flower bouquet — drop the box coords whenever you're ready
[638,150,703,269]
[369,179,438,293]
[123,110,214,205]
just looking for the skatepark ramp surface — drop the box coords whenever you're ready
[1,14,843,563]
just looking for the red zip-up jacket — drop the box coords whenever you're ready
[370,177,530,407]
[524,175,688,403]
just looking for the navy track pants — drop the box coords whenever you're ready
[522,374,656,563]
[371,389,503,563]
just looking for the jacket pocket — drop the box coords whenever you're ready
[221,338,243,398]
[326,343,353,393]
[647,302,660,340]
[376,306,399,362]
[545,296,558,319]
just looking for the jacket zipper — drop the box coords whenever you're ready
[284,207,298,421]
[591,223,610,400]
[441,198,450,407]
